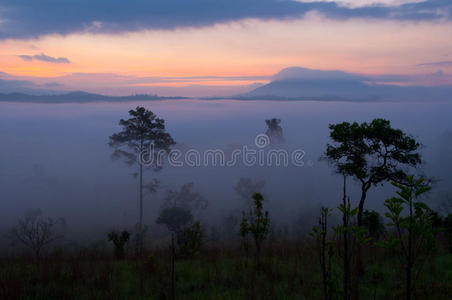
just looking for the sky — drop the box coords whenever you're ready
[0,0,451,96]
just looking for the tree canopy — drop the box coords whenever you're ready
[325,118,422,224]
[109,106,175,168]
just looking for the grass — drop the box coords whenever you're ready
[1,239,451,299]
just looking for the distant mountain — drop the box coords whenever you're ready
[2,68,451,102]
[271,67,364,82]
[0,91,189,103]
[239,67,452,101]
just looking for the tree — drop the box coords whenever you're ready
[311,207,335,300]
[265,118,285,145]
[178,221,204,257]
[162,182,208,213]
[109,106,175,254]
[157,206,193,240]
[325,118,421,226]
[239,211,251,261]
[379,175,435,300]
[10,209,64,260]
[108,230,130,259]
[444,213,452,253]
[340,177,351,300]
[334,178,370,300]
[239,193,270,264]
[156,206,204,257]
[337,176,352,300]
[362,210,385,240]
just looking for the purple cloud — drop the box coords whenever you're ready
[18,53,71,64]
[416,61,452,67]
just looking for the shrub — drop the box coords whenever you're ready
[179,221,204,257]
[362,210,385,239]
[107,230,130,259]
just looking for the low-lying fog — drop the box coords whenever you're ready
[1,99,451,244]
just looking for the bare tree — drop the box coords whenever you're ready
[10,209,64,260]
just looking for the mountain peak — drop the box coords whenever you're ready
[272,67,365,82]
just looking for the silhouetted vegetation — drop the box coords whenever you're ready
[9,209,64,261]
[265,118,285,145]
[325,119,422,226]
[109,106,175,255]
[378,176,435,300]
[239,193,270,265]
[108,230,130,260]
[157,206,193,242]
[362,209,385,240]
[2,115,451,299]
[311,207,335,300]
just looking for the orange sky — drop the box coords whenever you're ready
[1,14,452,96]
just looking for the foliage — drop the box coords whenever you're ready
[162,182,208,212]
[324,118,422,225]
[108,230,130,259]
[378,175,435,300]
[311,207,336,300]
[428,210,444,232]
[334,194,371,300]
[239,193,270,259]
[445,213,452,252]
[178,221,204,257]
[239,211,251,259]
[156,205,204,257]
[143,178,160,194]
[362,210,386,240]
[156,206,193,237]
[336,205,370,245]
[109,106,175,255]
[325,119,421,183]
[108,106,175,168]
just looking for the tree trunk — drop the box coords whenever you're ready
[171,233,176,300]
[406,196,413,300]
[352,185,368,300]
[357,186,368,227]
[139,161,143,255]
[256,241,261,269]
[320,211,329,300]
[343,176,350,300]
[406,243,412,300]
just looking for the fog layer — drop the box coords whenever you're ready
[0,99,451,242]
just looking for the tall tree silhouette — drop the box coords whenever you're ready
[325,118,421,226]
[109,106,175,254]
